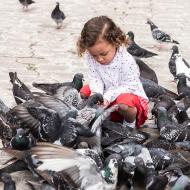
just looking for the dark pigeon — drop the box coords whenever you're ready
[176,74,190,98]
[51,2,66,29]
[9,72,33,105]
[127,31,158,58]
[135,57,158,83]
[151,94,176,117]
[157,107,190,142]
[19,0,35,10]
[10,128,36,150]
[0,173,16,190]
[140,77,179,99]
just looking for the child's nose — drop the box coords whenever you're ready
[97,56,104,62]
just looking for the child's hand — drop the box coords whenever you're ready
[102,99,110,108]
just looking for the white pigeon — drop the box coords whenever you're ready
[175,54,190,79]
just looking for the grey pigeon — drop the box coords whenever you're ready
[135,57,158,83]
[146,19,179,48]
[19,0,35,10]
[51,2,66,29]
[32,73,84,108]
[127,31,158,58]
[0,172,16,190]
[31,143,119,190]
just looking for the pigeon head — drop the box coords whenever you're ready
[171,45,179,54]
[73,73,84,91]
[146,18,153,25]
[87,93,104,107]
[105,153,123,169]
[0,173,13,183]
[146,18,158,30]
[56,2,60,6]
[176,73,186,80]
[127,31,135,41]
[102,158,118,184]
[10,129,30,150]
[134,156,145,167]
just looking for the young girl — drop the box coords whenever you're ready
[77,16,148,128]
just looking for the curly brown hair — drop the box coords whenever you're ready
[77,16,127,56]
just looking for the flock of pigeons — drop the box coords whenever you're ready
[0,1,190,190]
[0,47,190,190]
[18,0,66,29]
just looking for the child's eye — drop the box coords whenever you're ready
[100,52,108,56]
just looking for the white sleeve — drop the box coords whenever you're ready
[87,55,104,95]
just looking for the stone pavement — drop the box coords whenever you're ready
[0,0,190,189]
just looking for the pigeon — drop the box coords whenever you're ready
[175,56,190,80]
[10,100,63,142]
[157,107,190,142]
[140,77,179,99]
[132,157,147,189]
[10,128,36,150]
[0,113,17,147]
[0,160,28,175]
[168,45,179,80]
[176,74,190,98]
[18,0,35,11]
[75,93,104,127]
[151,94,176,117]
[169,45,190,81]
[149,148,174,170]
[135,57,158,83]
[26,180,56,190]
[32,73,84,108]
[29,142,119,190]
[9,72,33,105]
[146,19,179,49]
[51,2,66,29]
[0,172,16,190]
[127,31,158,58]
[145,138,176,150]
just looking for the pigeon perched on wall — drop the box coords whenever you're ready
[51,2,66,29]
[146,19,179,49]
[127,31,158,58]
[19,0,35,11]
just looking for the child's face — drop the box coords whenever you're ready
[87,39,117,65]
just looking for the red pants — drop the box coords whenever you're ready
[80,85,148,128]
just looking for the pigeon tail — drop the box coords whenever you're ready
[172,40,180,44]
